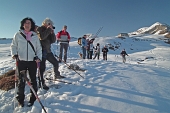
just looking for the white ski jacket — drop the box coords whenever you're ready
[11,30,42,61]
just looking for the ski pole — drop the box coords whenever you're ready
[13,58,19,113]
[95,26,103,38]
[37,62,43,89]
[20,70,47,113]
[55,54,84,79]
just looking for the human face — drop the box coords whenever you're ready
[23,20,31,32]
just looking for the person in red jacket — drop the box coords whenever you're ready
[56,25,70,62]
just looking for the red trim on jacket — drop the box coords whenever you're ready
[56,30,70,40]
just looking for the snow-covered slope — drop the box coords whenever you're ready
[0,35,170,113]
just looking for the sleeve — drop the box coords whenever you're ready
[56,32,61,39]
[50,33,56,43]
[67,32,71,40]
[35,36,42,61]
[10,33,18,56]
[37,27,52,40]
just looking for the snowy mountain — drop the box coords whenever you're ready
[129,22,170,38]
[0,34,170,113]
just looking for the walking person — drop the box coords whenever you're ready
[36,18,65,90]
[93,43,100,60]
[102,45,109,60]
[87,38,95,59]
[81,35,88,59]
[56,25,70,62]
[10,17,42,107]
[120,49,128,63]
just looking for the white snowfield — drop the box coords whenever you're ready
[0,34,170,113]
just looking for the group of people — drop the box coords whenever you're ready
[10,17,129,108]
[10,17,70,107]
[80,35,109,60]
[80,35,129,62]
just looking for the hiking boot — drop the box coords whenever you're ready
[27,102,34,107]
[42,83,49,90]
[54,75,65,79]
[18,101,24,107]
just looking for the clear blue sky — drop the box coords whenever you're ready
[1,0,170,38]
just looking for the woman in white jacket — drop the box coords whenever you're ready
[10,17,42,107]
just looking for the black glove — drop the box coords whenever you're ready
[12,55,18,59]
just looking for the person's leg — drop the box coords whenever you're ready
[89,51,93,59]
[39,57,46,85]
[27,61,37,106]
[63,43,69,62]
[82,47,86,59]
[59,43,64,62]
[47,53,64,79]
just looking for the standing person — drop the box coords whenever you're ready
[87,38,95,59]
[56,25,70,62]
[102,45,109,60]
[120,49,128,63]
[81,35,88,59]
[10,17,42,107]
[36,18,65,90]
[93,43,100,60]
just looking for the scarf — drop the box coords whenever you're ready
[24,30,32,41]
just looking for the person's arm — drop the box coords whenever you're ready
[37,27,52,40]
[35,35,42,61]
[67,32,71,41]
[10,33,18,58]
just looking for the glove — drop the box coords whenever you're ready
[12,55,18,59]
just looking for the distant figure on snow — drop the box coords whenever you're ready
[56,25,70,63]
[120,49,128,63]
[81,35,88,59]
[87,38,95,59]
[93,43,100,60]
[102,45,109,60]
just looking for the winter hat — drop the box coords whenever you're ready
[42,18,54,25]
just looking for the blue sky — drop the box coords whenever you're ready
[1,0,170,38]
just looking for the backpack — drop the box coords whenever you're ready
[77,37,82,45]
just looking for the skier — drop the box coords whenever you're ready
[102,45,109,60]
[56,25,70,63]
[87,38,95,59]
[10,17,42,107]
[120,49,128,63]
[93,43,100,60]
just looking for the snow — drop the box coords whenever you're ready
[0,34,170,113]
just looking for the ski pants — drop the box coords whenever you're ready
[87,51,93,59]
[122,55,126,63]
[82,46,86,59]
[93,52,100,60]
[103,53,107,60]
[39,52,60,85]
[16,61,37,104]
[59,43,69,62]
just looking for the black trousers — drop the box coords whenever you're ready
[39,52,60,85]
[17,61,37,104]
[103,53,107,60]
[87,51,93,59]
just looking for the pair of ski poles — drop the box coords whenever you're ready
[13,59,47,113]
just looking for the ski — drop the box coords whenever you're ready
[46,78,73,84]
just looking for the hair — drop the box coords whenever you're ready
[97,43,100,46]
[20,17,35,31]
[42,18,54,25]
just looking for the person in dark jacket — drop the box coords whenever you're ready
[10,17,42,107]
[102,45,109,60]
[36,18,65,90]
[56,25,70,62]
[120,49,128,63]
[87,38,95,59]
